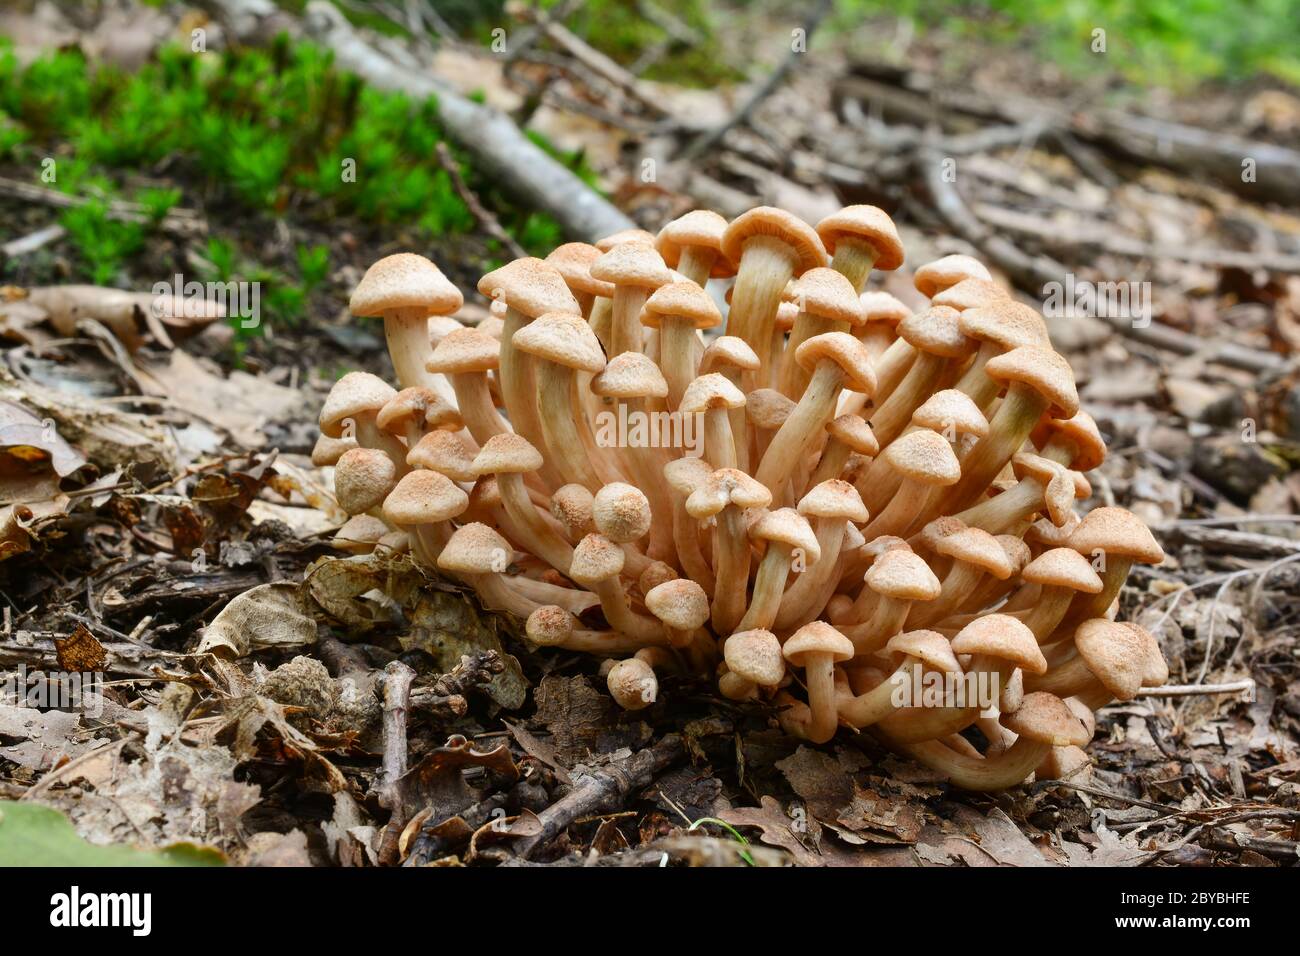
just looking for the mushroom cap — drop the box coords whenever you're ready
[513,310,607,372]
[866,549,942,601]
[1124,622,1169,686]
[1011,451,1063,486]
[1038,744,1092,782]
[724,629,785,686]
[679,372,746,412]
[751,507,821,562]
[550,483,595,538]
[958,300,1051,352]
[527,605,576,646]
[545,242,614,299]
[590,242,674,290]
[334,447,398,515]
[425,327,500,374]
[720,206,828,274]
[913,254,992,298]
[590,351,669,399]
[816,205,904,271]
[931,277,1008,312]
[935,526,1016,578]
[996,534,1032,575]
[951,614,1048,674]
[478,257,580,318]
[795,332,877,394]
[437,522,513,575]
[320,372,398,437]
[798,479,869,523]
[1001,692,1091,746]
[377,386,462,435]
[663,455,714,495]
[1031,410,1106,472]
[592,483,652,543]
[1022,548,1103,592]
[686,468,773,518]
[745,388,796,429]
[383,469,469,525]
[918,515,966,553]
[429,315,465,351]
[774,300,799,332]
[595,229,657,252]
[349,253,463,318]
[791,268,868,326]
[1075,618,1154,700]
[1067,507,1165,564]
[826,414,879,455]
[472,433,544,475]
[656,210,735,277]
[607,657,657,710]
[897,305,975,359]
[882,428,962,487]
[645,578,710,630]
[862,535,911,561]
[642,280,722,330]
[859,291,910,328]
[333,514,390,554]
[700,335,760,374]
[783,621,855,666]
[885,629,961,673]
[1026,512,1080,550]
[911,389,989,438]
[468,475,502,512]
[312,433,356,467]
[569,533,626,584]
[407,430,478,482]
[984,347,1079,418]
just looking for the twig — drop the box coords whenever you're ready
[433,142,528,260]
[1,223,66,258]
[1138,680,1256,699]
[376,661,416,810]
[0,176,205,237]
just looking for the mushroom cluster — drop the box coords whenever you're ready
[316,205,1169,791]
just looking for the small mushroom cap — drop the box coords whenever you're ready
[642,280,722,330]
[592,483,652,543]
[885,629,961,673]
[826,414,879,455]
[437,522,514,575]
[724,629,785,686]
[349,253,463,318]
[816,205,904,271]
[334,447,398,514]
[590,351,669,399]
[1027,512,1080,550]
[931,277,1008,311]
[1123,622,1169,686]
[377,387,462,434]
[679,372,746,412]
[862,535,911,561]
[467,475,502,512]
[1075,618,1154,700]
[985,346,1079,418]
[1011,451,1064,486]
[1038,744,1092,782]
[1067,507,1165,565]
[333,514,390,554]
[513,311,607,372]
[638,562,677,596]
[783,621,855,666]
[645,579,710,630]
[918,515,966,553]
[550,483,595,538]
[997,535,1032,575]
[472,433,544,475]
[1023,548,1103,592]
[1001,692,1091,747]
[795,332,877,394]
[607,657,657,710]
[721,206,828,274]
[478,257,580,318]
[312,433,356,467]
[656,210,735,277]
[911,389,989,439]
[569,533,627,584]
[866,549,942,601]
[383,469,469,525]
[686,468,773,518]
[590,242,674,290]
[527,605,576,646]
[700,335,760,374]
[897,305,975,359]
[859,291,910,327]
[426,327,500,376]
[545,242,614,299]
[595,229,657,252]
[663,455,714,495]
[936,526,1016,578]
[407,430,478,482]
[746,388,796,429]
[951,614,1048,674]
[913,254,992,298]
[751,507,821,562]
[791,268,869,326]
[320,372,398,437]
[1031,410,1106,472]
[958,300,1050,352]
[774,301,799,332]
[883,428,962,487]
[798,479,869,523]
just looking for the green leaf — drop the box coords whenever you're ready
[0,801,225,867]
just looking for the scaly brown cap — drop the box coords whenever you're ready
[985,346,1079,418]
[795,332,877,394]
[951,614,1047,674]
[438,522,513,575]
[656,210,735,278]
[792,268,869,326]
[350,253,463,318]
[798,479,869,523]
[897,305,975,359]
[383,469,468,526]
[478,257,580,318]
[590,351,669,399]
[590,242,674,290]
[513,311,607,373]
[1067,507,1165,564]
[913,254,992,298]
[472,433,544,475]
[816,205,904,271]
[407,430,478,482]
[645,579,710,631]
[883,428,962,487]
[334,447,398,514]
[1001,692,1091,746]
[721,206,828,273]
[783,621,855,666]
[425,327,500,374]
[546,242,614,299]
[320,371,398,437]
[867,550,942,601]
[885,629,961,672]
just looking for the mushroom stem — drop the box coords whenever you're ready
[660,316,697,410]
[610,285,650,356]
[754,362,843,496]
[905,562,985,629]
[588,297,614,351]
[1052,556,1132,640]
[537,366,611,491]
[383,307,454,405]
[829,238,879,293]
[736,543,796,632]
[710,505,751,635]
[778,314,837,399]
[496,472,575,575]
[447,371,510,445]
[841,596,911,656]
[859,478,930,540]
[703,406,739,470]
[863,352,947,448]
[668,484,715,597]
[838,659,922,727]
[728,237,797,389]
[589,577,665,643]
[1022,653,1098,698]
[500,306,565,489]
[952,340,1003,411]
[1018,586,1075,643]
[890,737,1051,791]
[676,247,719,287]
[774,518,847,629]
[791,653,840,743]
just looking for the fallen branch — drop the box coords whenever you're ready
[0,176,206,237]
[376,660,416,810]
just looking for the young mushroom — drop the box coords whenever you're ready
[778,621,855,743]
[382,469,469,566]
[424,328,511,445]
[589,241,674,357]
[815,204,904,293]
[721,628,786,699]
[837,629,961,728]
[686,468,773,635]
[736,507,820,632]
[642,280,722,410]
[655,210,735,287]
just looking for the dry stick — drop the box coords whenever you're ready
[0,176,205,237]
[433,142,527,260]
[376,661,416,810]
[1138,680,1256,699]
